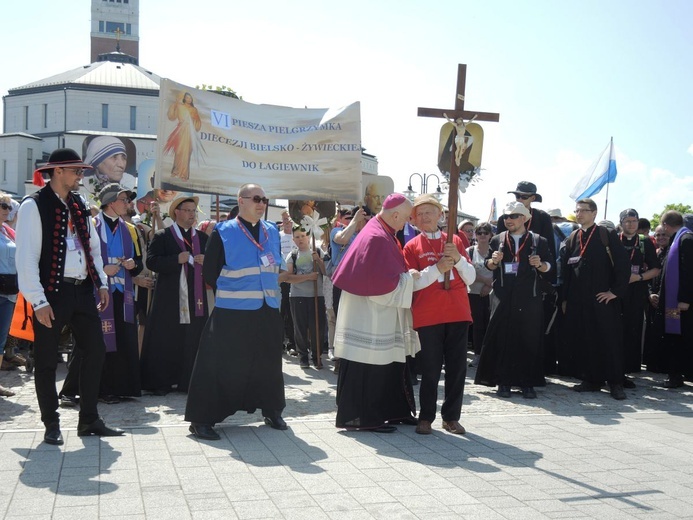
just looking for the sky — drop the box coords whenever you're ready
[2,0,692,224]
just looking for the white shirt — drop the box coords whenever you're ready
[16,192,108,310]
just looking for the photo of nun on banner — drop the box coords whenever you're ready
[81,135,138,195]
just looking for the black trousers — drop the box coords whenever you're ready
[34,280,105,426]
[290,296,326,364]
[280,282,295,347]
[416,321,469,423]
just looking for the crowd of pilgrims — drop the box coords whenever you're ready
[0,180,691,411]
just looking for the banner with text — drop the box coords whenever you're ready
[156,79,362,200]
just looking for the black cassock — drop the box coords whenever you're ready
[140,227,208,393]
[475,231,550,388]
[185,226,285,425]
[561,225,630,384]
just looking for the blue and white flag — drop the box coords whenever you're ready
[488,197,497,222]
[569,139,617,201]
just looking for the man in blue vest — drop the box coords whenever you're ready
[185,183,286,440]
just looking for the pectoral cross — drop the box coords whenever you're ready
[417,64,500,288]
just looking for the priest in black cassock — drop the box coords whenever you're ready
[561,198,630,400]
[474,201,552,399]
[185,183,286,441]
[654,210,693,388]
[140,196,208,395]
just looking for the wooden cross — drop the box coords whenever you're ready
[417,64,500,288]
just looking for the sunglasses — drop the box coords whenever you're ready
[506,214,523,220]
[0,203,11,211]
[242,195,269,205]
[475,231,490,235]
[515,194,532,200]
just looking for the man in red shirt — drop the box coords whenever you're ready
[403,195,476,435]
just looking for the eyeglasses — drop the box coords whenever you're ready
[574,208,595,214]
[0,203,11,211]
[242,195,270,205]
[506,214,523,220]
[63,167,85,176]
[654,233,667,237]
[515,194,532,200]
[116,197,131,203]
[475,231,490,236]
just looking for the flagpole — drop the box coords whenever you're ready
[603,136,613,220]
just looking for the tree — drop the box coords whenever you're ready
[651,203,692,228]
[196,84,241,99]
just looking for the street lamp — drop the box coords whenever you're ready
[404,173,445,202]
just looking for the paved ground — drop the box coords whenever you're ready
[1,351,692,519]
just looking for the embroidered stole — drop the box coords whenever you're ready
[171,223,204,324]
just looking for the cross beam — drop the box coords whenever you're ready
[417,64,500,122]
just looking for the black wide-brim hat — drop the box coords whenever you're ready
[35,148,93,172]
[508,181,542,203]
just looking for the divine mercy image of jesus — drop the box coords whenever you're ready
[163,92,205,181]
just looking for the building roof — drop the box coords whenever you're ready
[9,54,161,93]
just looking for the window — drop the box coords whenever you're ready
[126,23,131,35]
[105,21,125,34]
[99,21,104,32]
[24,106,29,131]
[26,149,33,181]
[130,106,136,131]
[102,104,109,128]
[2,160,6,182]
[43,104,48,128]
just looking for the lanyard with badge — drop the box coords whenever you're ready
[503,232,529,275]
[65,217,83,252]
[568,225,597,266]
[620,232,642,275]
[237,218,275,267]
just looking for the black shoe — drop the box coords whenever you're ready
[573,381,602,393]
[663,377,684,389]
[623,376,636,389]
[189,423,220,440]
[299,359,310,369]
[522,387,537,399]
[372,425,397,433]
[59,395,79,408]
[388,415,418,426]
[609,384,627,400]
[264,416,288,430]
[497,385,511,398]
[152,388,171,396]
[44,423,64,445]
[99,395,121,404]
[77,417,125,437]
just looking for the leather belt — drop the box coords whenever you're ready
[63,277,87,285]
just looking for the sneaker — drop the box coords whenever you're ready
[328,349,335,361]
[299,358,310,369]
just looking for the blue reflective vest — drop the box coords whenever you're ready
[215,219,281,310]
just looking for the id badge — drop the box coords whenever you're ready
[504,262,519,275]
[261,253,276,267]
[631,265,640,275]
[65,237,76,251]
[567,256,581,265]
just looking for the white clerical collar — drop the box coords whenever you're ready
[103,212,119,222]
[424,230,442,239]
